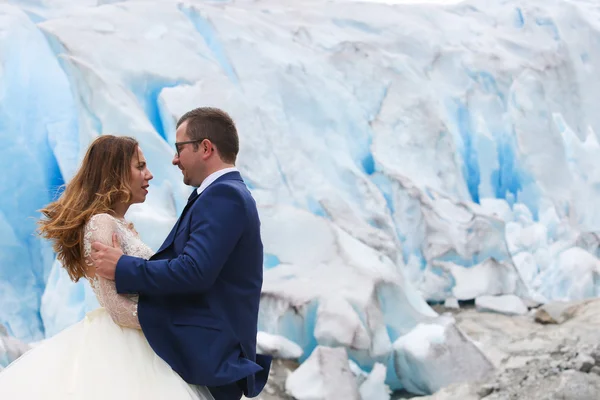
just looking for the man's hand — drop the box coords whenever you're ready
[91,233,123,281]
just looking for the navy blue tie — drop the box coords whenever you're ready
[187,189,199,203]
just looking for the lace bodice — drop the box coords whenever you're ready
[83,213,154,329]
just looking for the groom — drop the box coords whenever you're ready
[92,107,271,400]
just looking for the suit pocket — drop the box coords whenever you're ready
[172,313,222,330]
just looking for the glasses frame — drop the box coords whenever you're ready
[174,139,207,158]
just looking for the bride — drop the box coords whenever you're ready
[0,135,213,399]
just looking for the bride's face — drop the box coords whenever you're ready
[129,147,153,204]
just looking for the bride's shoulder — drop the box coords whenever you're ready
[86,213,121,229]
[89,212,117,219]
[88,213,117,222]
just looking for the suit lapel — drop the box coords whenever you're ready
[171,189,200,238]
[152,171,245,256]
[154,189,200,255]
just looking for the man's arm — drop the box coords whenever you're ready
[116,184,247,296]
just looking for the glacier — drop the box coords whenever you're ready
[2,0,600,395]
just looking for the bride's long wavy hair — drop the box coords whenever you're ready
[38,135,140,282]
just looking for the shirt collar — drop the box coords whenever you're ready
[196,167,239,195]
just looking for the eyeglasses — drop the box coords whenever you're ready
[174,139,208,158]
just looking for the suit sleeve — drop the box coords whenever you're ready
[115,183,247,295]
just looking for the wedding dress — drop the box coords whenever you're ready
[0,213,214,399]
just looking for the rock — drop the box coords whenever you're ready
[475,295,528,316]
[552,370,600,400]
[242,359,298,400]
[590,366,600,376]
[535,308,560,325]
[420,366,600,400]
[475,383,497,397]
[416,382,479,400]
[393,316,494,394]
[573,353,595,373]
[534,301,587,325]
[256,332,303,360]
[444,298,459,309]
[521,295,544,310]
[285,346,359,400]
[419,299,600,400]
[481,367,600,400]
[590,346,600,365]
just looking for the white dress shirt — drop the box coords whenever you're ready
[196,167,239,196]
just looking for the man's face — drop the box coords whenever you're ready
[172,120,204,187]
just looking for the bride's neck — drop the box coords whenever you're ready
[111,202,130,220]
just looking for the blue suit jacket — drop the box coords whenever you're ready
[115,171,271,400]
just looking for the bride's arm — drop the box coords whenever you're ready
[90,277,141,329]
[84,214,141,330]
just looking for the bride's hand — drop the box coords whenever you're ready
[91,233,124,281]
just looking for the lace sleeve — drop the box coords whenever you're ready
[89,277,140,329]
[84,214,141,330]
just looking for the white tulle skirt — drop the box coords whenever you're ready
[0,308,213,399]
